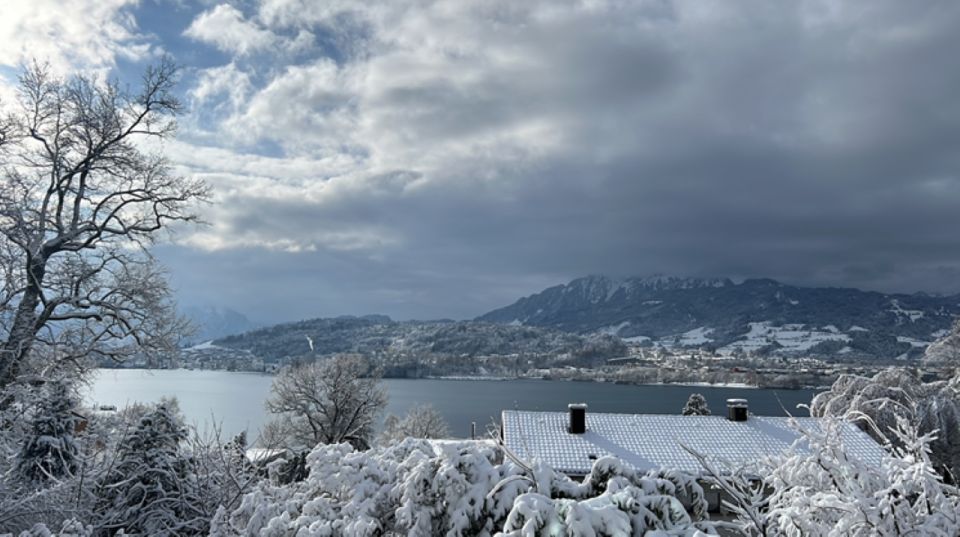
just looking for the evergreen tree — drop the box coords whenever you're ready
[682,393,711,416]
[17,381,82,482]
[94,405,205,536]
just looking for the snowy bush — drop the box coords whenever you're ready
[682,394,711,416]
[92,404,208,536]
[17,381,83,482]
[924,319,960,366]
[213,439,716,537]
[13,518,92,537]
[811,367,960,480]
[695,414,960,536]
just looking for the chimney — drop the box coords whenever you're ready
[568,403,587,434]
[726,398,748,421]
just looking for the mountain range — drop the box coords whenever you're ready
[478,275,960,360]
[196,275,960,363]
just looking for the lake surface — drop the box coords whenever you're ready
[86,369,820,441]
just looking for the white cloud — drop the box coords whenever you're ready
[0,0,153,73]
[184,4,276,56]
[222,59,364,156]
[189,62,253,113]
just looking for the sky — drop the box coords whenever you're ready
[2,1,960,324]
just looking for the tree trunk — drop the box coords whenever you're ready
[0,258,45,388]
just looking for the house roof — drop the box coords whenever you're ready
[501,409,886,475]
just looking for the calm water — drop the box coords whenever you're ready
[86,369,819,440]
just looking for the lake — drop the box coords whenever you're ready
[86,369,820,441]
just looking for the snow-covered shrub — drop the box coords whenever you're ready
[497,456,713,536]
[17,381,83,482]
[93,404,207,536]
[0,380,100,532]
[213,438,522,537]
[15,518,92,537]
[682,394,711,416]
[811,367,960,480]
[214,439,716,537]
[924,319,960,366]
[697,414,960,536]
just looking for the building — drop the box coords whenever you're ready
[501,400,886,510]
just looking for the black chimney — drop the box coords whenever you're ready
[568,403,587,434]
[726,398,748,421]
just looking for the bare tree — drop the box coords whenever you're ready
[0,60,208,387]
[377,403,450,446]
[265,355,388,450]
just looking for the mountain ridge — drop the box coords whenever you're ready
[477,275,960,360]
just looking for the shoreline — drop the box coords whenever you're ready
[95,367,818,391]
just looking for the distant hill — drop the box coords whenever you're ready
[477,275,960,360]
[212,315,626,364]
[181,305,258,345]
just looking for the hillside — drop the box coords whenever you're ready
[478,275,960,360]
[212,315,626,364]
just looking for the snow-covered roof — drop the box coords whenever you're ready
[245,448,287,463]
[501,410,885,475]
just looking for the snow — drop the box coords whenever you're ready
[660,327,715,347]
[896,336,930,348]
[622,335,651,343]
[719,321,850,354]
[662,381,757,389]
[931,328,951,339]
[888,299,925,322]
[502,410,885,476]
[848,325,869,332]
[596,321,631,336]
[508,319,523,326]
[188,340,220,350]
[822,325,839,333]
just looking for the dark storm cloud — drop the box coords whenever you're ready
[156,1,960,322]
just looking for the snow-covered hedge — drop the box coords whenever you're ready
[811,368,960,479]
[697,415,960,536]
[211,439,717,537]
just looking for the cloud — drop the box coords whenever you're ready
[183,4,276,56]
[156,0,960,320]
[0,0,154,73]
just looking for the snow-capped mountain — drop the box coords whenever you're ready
[478,275,960,360]
[181,305,258,345]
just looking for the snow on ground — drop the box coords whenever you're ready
[508,319,523,326]
[622,335,651,343]
[931,328,951,339]
[889,299,925,322]
[659,381,758,389]
[596,321,632,336]
[823,325,839,333]
[658,326,715,347]
[896,336,930,348]
[848,325,869,332]
[188,340,220,350]
[719,321,851,355]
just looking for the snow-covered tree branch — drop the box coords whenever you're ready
[0,60,209,388]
